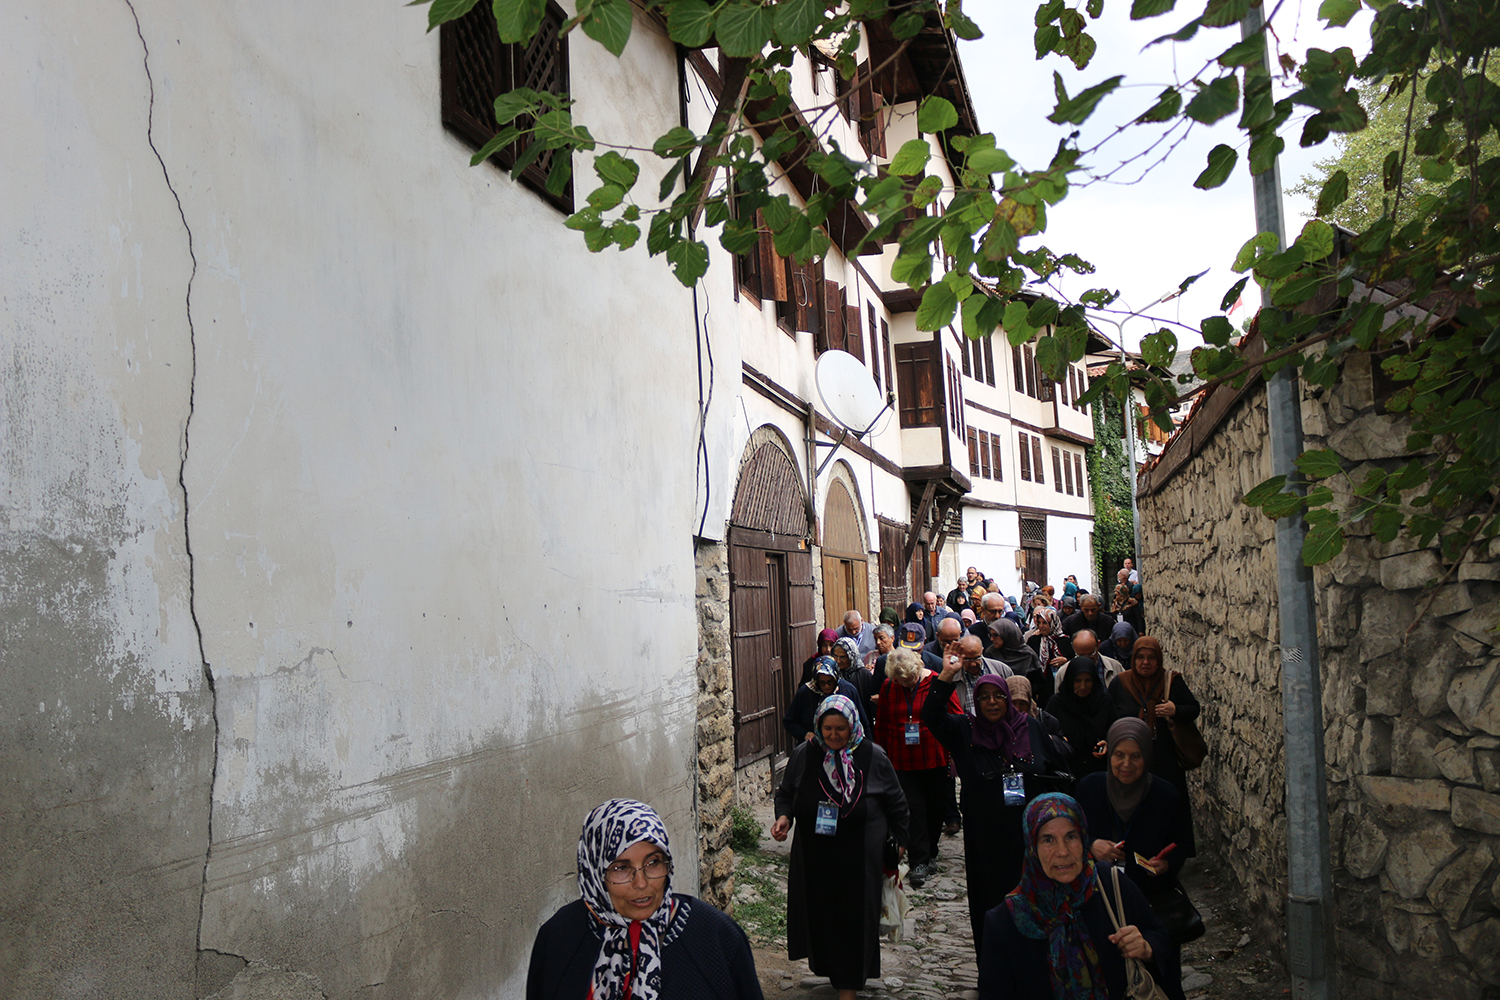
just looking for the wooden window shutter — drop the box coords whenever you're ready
[992,434,1004,480]
[968,431,980,476]
[1024,346,1038,398]
[895,342,939,427]
[1063,450,1075,494]
[1012,344,1026,391]
[979,430,991,479]
[867,304,880,390]
[960,335,972,378]
[1018,432,1032,480]
[1074,453,1085,495]
[823,280,846,353]
[845,299,864,362]
[982,336,996,387]
[881,319,893,398]
[1052,447,1065,492]
[758,213,788,302]
[1032,436,1045,484]
[792,259,822,337]
[441,1,573,212]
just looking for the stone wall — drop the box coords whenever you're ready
[695,539,736,910]
[1138,350,1500,998]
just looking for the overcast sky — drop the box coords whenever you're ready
[957,0,1375,352]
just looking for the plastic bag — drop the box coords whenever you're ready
[879,863,910,940]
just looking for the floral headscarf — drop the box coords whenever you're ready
[970,674,1032,759]
[813,694,866,807]
[807,655,839,692]
[1029,606,1065,667]
[577,799,690,1000]
[1005,794,1108,1000]
[832,636,862,678]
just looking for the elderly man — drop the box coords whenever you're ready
[947,634,1012,715]
[920,591,943,640]
[1124,557,1139,585]
[840,609,877,659]
[924,615,966,662]
[1068,628,1122,688]
[864,622,896,668]
[1062,593,1116,639]
[972,591,1006,641]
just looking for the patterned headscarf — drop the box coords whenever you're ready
[1104,717,1155,823]
[1030,606,1065,667]
[807,655,839,692]
[970,674,1032,759]
[577,799,691,1000]
[814,694,866,806]
[833,636,862,678]
[1005,794,1108,1000]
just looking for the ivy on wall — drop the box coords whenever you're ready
[1088,392,1136,583]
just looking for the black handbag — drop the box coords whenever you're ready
[1143,877,1206,944]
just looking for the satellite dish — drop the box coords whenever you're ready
[816,350,890,437]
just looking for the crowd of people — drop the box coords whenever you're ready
[530,560,1203,1000]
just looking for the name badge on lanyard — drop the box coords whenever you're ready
[815,801,839,836]
[905,722,921,745]
[1003,771,1026,806]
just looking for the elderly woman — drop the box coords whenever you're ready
[1077,721,1190,907]
[1024,607,1073,705]
[1099,621,1137,666]
[772,696,909,1000]
[800,628,841,685]
[786,658,863,743]
[527,799,763,1000]
[978,794,1184,1000]
[924,664,1069,956]
[1048,656,1119,778]
[1108,637,1201,857]
[987,618,1053,706]
[829,636,876,731]
[873,648,961,887]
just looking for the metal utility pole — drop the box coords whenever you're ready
[1242,7,1337,999]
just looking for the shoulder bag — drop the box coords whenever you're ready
[1101,864,1173,1000]
[1165,670,1207,771]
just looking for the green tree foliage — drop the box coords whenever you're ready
[416,0,1500,573]
[1087,393,1137,571]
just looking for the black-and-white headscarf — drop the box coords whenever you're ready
[577,799,691,1000]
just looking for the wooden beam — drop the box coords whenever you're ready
[931,493,961,555]
[902,480,938,570]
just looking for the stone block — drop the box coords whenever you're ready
[1360,589,1417,662]
[1427,584,1475,619]
[1427,844,1495,929]
[1329,536,1380,588]
[1449,607,1500,649]
[1458,561,1500,583]
[1452,917,1500,985]
[1383,820,1463,898]
[1343,816,1390,879]
[1412,642,1465,718]
[1358,775,1453,814]
[1476,751,1500,794]
[1328,412,1417,462]
[1392,718,1446,779]
[1382,896,1454,960]
[1432,739,1479,786]
[1453,787,1500,835]
[1359,717,1393,774]
[1379,549,1443,592]
[1337,927,1399,982]
[1365,653,1413,717]
[1448,661,1500,736]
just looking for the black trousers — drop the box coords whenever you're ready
[897,766,950,867]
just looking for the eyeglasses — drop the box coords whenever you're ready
[604,857,672,884]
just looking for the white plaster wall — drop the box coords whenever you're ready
[1047,516,1096,593]
[8,2,704,997]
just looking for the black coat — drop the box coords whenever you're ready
[1047,668,1119,778]
[1062,609,1117,639]
[923,678,1069,957]
[1107,672,1201,857]
[1076,772,1189,891]
[977,865,1185,1000]
[526,896,763,1000]
[784,678,868,743]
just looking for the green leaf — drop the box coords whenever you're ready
[469,126,523,165]
[948,7,984,39]
[1302,518,1345,564]
[774,0,823,45]
[1200,0,1249,26]
[1262,491,1305,519]
[1316,169,1349,216]
[1140,329,1178,367]
[1048,73,1124,125]
[1184,75,1240,124]
[658,158,686,200]
[715,3,773,58]
[1294,219,1335,262]
[1295,448,1343,479]
[587,183,626,210]
[667,0,716,45]
[1086,0,1104,14]
[918,96,960,133]
[892,251,934,288]
[665,239,709,285]
[493,90,541,126]
[610,220,640,250]
[494,0,546,43]
[1201,315,1235,346]
[1027,297,1060,329]
[1216,33,1265,67]
[1233,232,1280,273]
[889,139,932,176]
[1317,0,1361,26]
[1130,0,1176,17]
[1136,88,1182,123]
[1371,507,1403,542]
[1248,130,1285,175]
[1194,144,1238,189]
[771,213,812,258]
[1035,334,1063,378]
[427,0,481,30]
[968,148,1016,175]
[652,126,699,158]
[1243,475,1289,507]
[1218,278,1248,313]
[594,151,639,190]
[583,224,613,253]
[1382,149,1402,192]
[581,0,633,55]
[916,282,960,331]
[509,136,547,180]
[1003,301,1036,345]
[544,150,572,197]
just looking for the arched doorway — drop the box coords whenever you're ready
[728,434,816,765]
[821,477,870,629]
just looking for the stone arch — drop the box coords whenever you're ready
[821,461,871,626]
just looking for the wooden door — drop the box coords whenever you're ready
[730,537,781,765]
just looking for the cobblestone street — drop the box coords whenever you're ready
[736,802,1292,1000]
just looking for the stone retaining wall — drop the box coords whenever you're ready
[695,539,736,910]
[1138,350,1500,998]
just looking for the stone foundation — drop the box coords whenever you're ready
[1138,348,1500,998]
[695,539,735,911]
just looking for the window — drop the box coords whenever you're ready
[1052,447,1064,493]
[1058,368,1070,405]
[895,342,941,427]
[1023,346,1038,398]
[980,335,995,387]
[947,357,965,435]
[1018,432,1032,481]
[969,428,980,477]
[1073,453,1086,497]
[868,304,880,391]
[881,320,893,399]
[441,1,573,212]
[1032,435,1045,484]
[1062,448,1074,495]
[990,433,1003,480]
[846,293,865,364]
[1013,345,1026,393]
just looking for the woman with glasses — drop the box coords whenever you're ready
[526,798,763,1000]
[771,694,909,1000]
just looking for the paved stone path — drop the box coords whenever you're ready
[737,802,1292,1000]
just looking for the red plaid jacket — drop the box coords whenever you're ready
[873,673,961,771]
